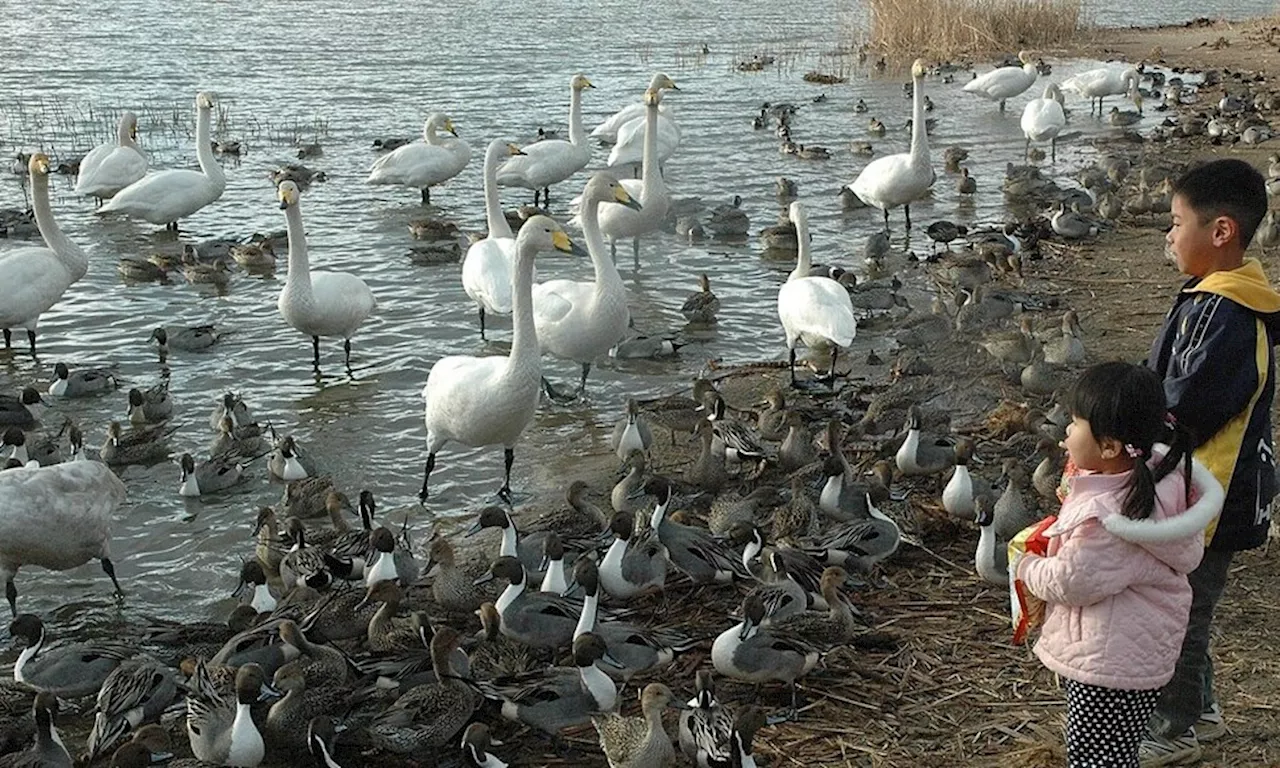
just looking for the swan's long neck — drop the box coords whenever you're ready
[483,144,513,239]
[118,115,137,150]
[424,121,442,146]
[31,171,88,282]
[194,104,225,189]
[791,213,812,280]
[909,73,929,167]
[581,194,622,294]
[506,242,540,370]
[640,97,663,200]
[283,203,314,303]
[568,86,586,149]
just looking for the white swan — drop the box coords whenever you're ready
[590,100,673,144]
[963,51,1038,111]
[420,216,586,502]
[99,92,224,230]
[534,172,641,402]
[74,111,147,203]
[496,74,594,207]
[597,73,678,266]
[367,113,471,204]
[0,461,126,615]
[777,202,856,388]
[0,153,89,356]
[1020,83,1067,162]
[463,140,524,339]
[1062,66,1140,115]
[276,181,377,369]
[847,59,933,231]
[606,108,680,170]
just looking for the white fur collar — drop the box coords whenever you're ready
[1102,456,1224,543]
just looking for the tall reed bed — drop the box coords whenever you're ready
[865,0,1088,59]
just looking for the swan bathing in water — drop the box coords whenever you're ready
[74,111,147,203]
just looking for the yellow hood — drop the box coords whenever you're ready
[1186,258,1280,314]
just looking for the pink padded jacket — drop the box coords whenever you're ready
[1017,453,1223,690]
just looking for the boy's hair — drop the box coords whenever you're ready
[1172,158,1267,247]
[1066,362,1192,519]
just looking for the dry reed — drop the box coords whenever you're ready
[865,0,1089,60]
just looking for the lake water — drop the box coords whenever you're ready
[0,0,1263,629]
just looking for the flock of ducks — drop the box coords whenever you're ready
[0,36,1277,768]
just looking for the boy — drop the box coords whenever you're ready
[1143,158,1280,766]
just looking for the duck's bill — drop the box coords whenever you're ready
[258,683,283,701]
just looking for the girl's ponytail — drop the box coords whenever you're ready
[1122,413,1194,520]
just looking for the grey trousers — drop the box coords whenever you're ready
[1149,548,1236,738]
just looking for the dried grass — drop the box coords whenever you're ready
[865,0,1089,60]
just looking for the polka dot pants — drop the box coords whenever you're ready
[1064,679,1161,767]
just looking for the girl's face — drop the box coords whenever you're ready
[1064,415,1121,472]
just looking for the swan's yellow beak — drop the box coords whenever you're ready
[445,119,459,137]
[582,77,596,89]
[614,186,642,212]
[552,230,588,258]
[278,184,298,209]
[507,143,526,156]
[29,153,50,176]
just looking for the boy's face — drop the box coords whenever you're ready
[1167,194,1235,278]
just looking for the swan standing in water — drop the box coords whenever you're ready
[1062,67,1140,115]
[0,153,89,355]
[1020,83,1067,161]
[597,73,679,266]
[535,173,641,403]
[74,111,147,204]
[496,74,594,208]
[777,202,856,388]
[606,103,681,171]
[99,92,224,230]
[367,113,471,205]
[420,217,587,502]
[276,181,377,370]
[464,140,525,340]
[962,51,1039,111]
[846,59,933,231]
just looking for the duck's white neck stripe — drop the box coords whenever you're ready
[13,629,44,683]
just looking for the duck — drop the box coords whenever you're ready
[645,477,750,583]
[1107,105,1143,126]
[420,217,585,501]
[597,74,680,266]
[798,497,901,573]
[767,566,862,645]
[1021,83,1067,162]
[942,439,983,521]
[366,113,471,204]
[599,510,668,599]
[263,663,350,751]
[100,420,173,466]
[1062,67,1140,115]
[610,400,654,463]
[593,683,684,768]
[497,75,594,207]
[460,722,506,768]
[268,435,316,481]
[4,692,71,768]
[229,241,275,272]
[75,111,147,203]
[462,140,526,340]
[48,362,117,397]
[993,458,1042,540]
[478,556,581,649]
[963,51,1039,111]
[466,505,548,579]
[276,181,377,369]
[104,725,172,768]
[234,560,278,615]
[711,593,820,711]
[678,669,734,767]
[681,273,721,325]
[958,167,978,194]
[278,518,332,591]
[0,389,46,430]
[974,496,1010,585]
[185,662,277,767]
[539,533,571,595]
[701,392,766,465]
[894,405,955,476]
[85,658,180,761]
[178,452,243,497]
[149,325,221,360]
[422,535,491,612]
[778,202,857,388]
[1041,309,1085,364]
[979,315,1038,364]
[534,173,640,402]
[775,176,799,201]
[484,632,620,735]
[99,93,223,229]
[748,549,811,624]
[126,381,172,425]
[1031,437,1065,502]
[685,418,730,494]
[306,717,344,768]
[707,195,750,238]
[778,413,817,473]
[210,415,267,460]
[613,450,648,514]
[574,557,689,682]
[0,462,126,616]
[356,643,482,752]
[847,59,934,231]
[0,154,89,356]
[1,429,44,468]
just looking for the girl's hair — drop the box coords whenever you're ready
[1065,361,1193,519]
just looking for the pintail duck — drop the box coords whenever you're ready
[178,451,243,497]
[707,487,777,537]
[735,523,828,601]
[251,507,284,580]
[993,458,1042,540]
[0,388,46,429]
[974,495,1010,585]
[269,435,316,481]
[519,479,611,543]
[423,534,492,612]
[279,475,342,519]
[484,632,621,735]
[1,429,40,468]
[612,450,647,514]
[100,420,174,466]
[460,722,506,768]
[702,392,766,464]
[766,566,862,645]
[642,379,719,444]
[798,495,901,573]
[1021,345,1070,396]
[679,669,734,767]
[211,415,268,459]
[645,477,750,583]
[894,405,955,477]
[681,273,721,324]
[279,518,332,591]
[749,549,810,623]
[355,580,427,653]
[8,615,136,698]
[778,413,817,472]
[467,505,547,581]
[148,325,221,361]
[477,556,581,649]
[325,489,378,567]
[980,315,1038,365]
[209,391,253,431]
[593,683,685,768]
[611,399,654,461]
[326,526,405,586]
[772,475,820,542]
[7,692,71,768]
[106,725,172,768]
[819,454,886,523]
[469,602,535,679]
[48,362,117,397]
[685,419,730,494]
[264,663,350,750]
[367,627,480,752]
[1031,437,1065,502]
[754,390,789,442]
[573,557,691,683]
[295,491,355,552]
[86,658,180,761]
[185,662,279,767]
[539,533,571,595]
[1041,309,1085,365]
[599,510,668,599]
[711,593,820,710]
[126,381,172,425]
[306,716,344,768]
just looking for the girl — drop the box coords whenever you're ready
[1016,361,1223,767]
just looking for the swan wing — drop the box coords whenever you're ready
[849,154,931,209]
[73,143,115,193]
[76,147,147,198]
[1021,99,1066,141]
[0,248,77,326]
[606,115,680,167]
[100,169,221,223]
[532,279,585,326]
[423,354,538,449]
[462,238,515,315]
[304,271,377,336]
[368,142,470,187]
[591,103,647,141]
[496,141,588,189]
[778,277,857,348]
